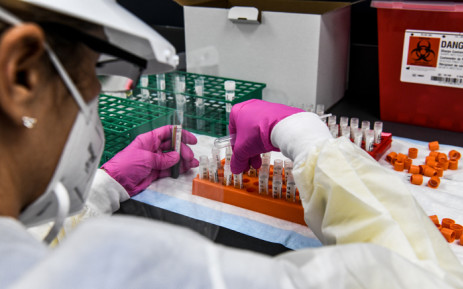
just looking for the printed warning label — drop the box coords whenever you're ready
[401,30,463,89]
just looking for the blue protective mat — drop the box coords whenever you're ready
[133,190,322,250]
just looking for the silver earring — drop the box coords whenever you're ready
[22,116,37,129]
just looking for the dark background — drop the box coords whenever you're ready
[116,0,462,146]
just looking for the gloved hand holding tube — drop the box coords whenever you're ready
[102,125,199,196]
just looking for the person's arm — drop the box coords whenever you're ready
[230,100,463,286]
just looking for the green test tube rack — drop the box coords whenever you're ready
[98,94,175,164]
[131,71,266,137]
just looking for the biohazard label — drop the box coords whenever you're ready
[401,30,463,89]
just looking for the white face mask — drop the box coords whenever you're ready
[19,97,104,242]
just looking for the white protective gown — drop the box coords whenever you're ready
[1,112,463,289]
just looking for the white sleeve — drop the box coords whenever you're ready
[271,113,463,287]
[82,169,130,217]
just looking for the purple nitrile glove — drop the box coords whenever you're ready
[228,99,304,174]
[102,125,199,196]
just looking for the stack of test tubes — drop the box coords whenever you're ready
[197,137,299,203]
[291,103,390,160]
[193,143,305,224]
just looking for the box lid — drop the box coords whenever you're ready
[174,0,353,15]
[371,0,463,12]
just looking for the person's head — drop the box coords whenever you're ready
[0,0,178,238]
[0,1,102,219]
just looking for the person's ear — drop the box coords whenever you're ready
[0,23,45,127]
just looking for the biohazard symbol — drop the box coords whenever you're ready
[411,40,435,62]
[407,36,440,67]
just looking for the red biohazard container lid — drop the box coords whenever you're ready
[371,1,463,12]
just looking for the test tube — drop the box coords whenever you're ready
[316,104,325,116]
[260,155,270,176]
[195,77,205,130]
[329,124,339,138]
[140,88,150,102]
[340,116,349,129]
[225,145,233,165]
[341,125,351,139]
[306,104,314,113]
[284,159,293,184]
[233,173,243,189]
[327,115,337,127]
[361,120,370,142]
[225,80,236,121]
[157,74,166,104]
[170,125,182,179]
[365,129,375,152]
[223,164,233,186]
[140,74,149,87]
[195,77,205,99]
[199,155,209,180]
[374,121,383,144]
[286,174,297,202]
[273,159,283,176]
[195,102,205,130]
[350,117,359,139]
[272,174,282,199]
[248,166,257,177]
[214,134,236,149]
[208,157,219,183]
[211,147,221,169]
[174,75,186,126]
[353,128,363,147]
[258,167,269,195]
[262,152,272,159]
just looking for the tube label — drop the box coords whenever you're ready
[401,30,463,89]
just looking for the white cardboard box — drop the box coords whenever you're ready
[183,1,352,109]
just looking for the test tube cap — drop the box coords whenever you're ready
[428,141,439,151]
[224,80,236,91]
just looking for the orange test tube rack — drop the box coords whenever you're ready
[192,161,305,225]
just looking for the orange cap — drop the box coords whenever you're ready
[449,150,461,161]
[423,166,437,177]
[419,165,428,175]
[438,159,449,170]
[428,176,440,189]
[427,159,438,168]
[441,227,456,243]
[396,153,407,162]
[386,152,397,164]
[408,147,418,159]
[410,174,423,185]
[435,165,444,177]
[450,224,463,239]
[425,156,436,165]
[429,151,439,159]
[442,218,455,228]
[429,215,440,226]
[408,165,420,174]
[437,153,447,162]
[449,159,458,170]
[404,158,412,170]
[394,160,404,171]
[429,141,439,151]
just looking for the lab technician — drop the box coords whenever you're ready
[0,0,462,289]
